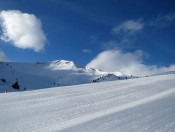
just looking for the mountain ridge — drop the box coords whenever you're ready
[1,60,174,93]
[0,60,128,92]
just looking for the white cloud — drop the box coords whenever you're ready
[82,49,92,53]
[0,10,46,51]
[112,19,144,35]
[86,50,175,76]
[149,13,175,28]
[0,51,8,61]
[165,13,175,21]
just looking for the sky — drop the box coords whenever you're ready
[0,0,175,75]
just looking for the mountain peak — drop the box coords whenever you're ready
[50,60,77,70]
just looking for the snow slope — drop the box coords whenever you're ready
[0,60,129,92]
[0,74,175,131]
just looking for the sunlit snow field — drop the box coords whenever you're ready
[0,74,175,131]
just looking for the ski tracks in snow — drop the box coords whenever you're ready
[39,86,175,131]
[1,75,175,132]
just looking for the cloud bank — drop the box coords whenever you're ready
[87,50,175,76]
[0,10,46,51]
[87,14,175,76]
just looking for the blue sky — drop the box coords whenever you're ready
[0,0,175,75]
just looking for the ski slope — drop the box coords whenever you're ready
[0,74,175,131]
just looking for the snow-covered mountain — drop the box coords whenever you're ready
[0,60,130,92]
[0,73,175,131]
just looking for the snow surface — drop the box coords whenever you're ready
[0,74,175,132]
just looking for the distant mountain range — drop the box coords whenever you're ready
[0,60,135,92]
[1,60,174,93]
